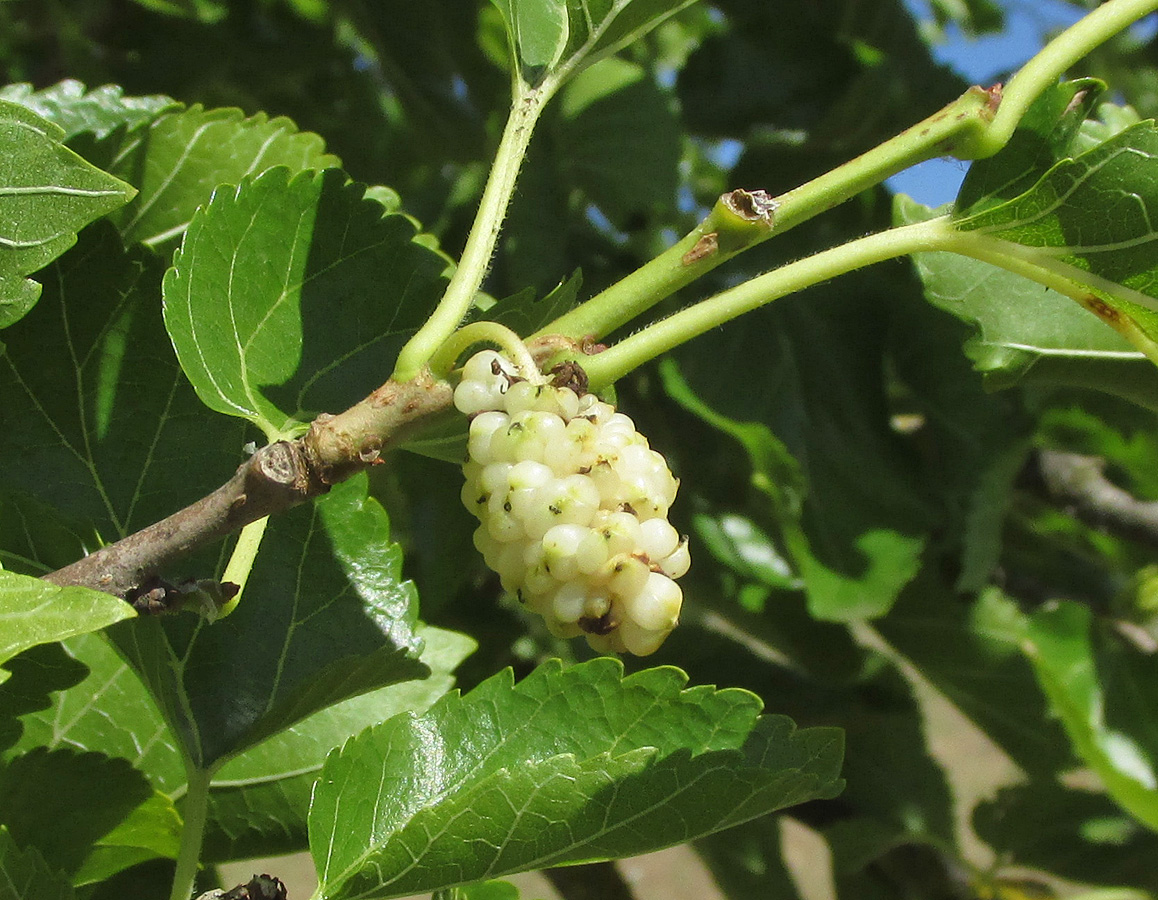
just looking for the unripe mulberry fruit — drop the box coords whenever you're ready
[455,349,688,655]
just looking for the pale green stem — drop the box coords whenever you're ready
[982,0,1158,154]
[169,766,213,900]
[580,216,1158,390]
[540,0,1157,348]
[216,516,269,618]
[580,218,957,388]
[428,319,540,380]
[392,90,547,383]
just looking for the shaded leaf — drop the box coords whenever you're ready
[0,747,179,885]
[0,101,136,327]
[113,474,428,769]
[554,57,680,221]
[0,492,104,577]
[0,222,248,541]
[974,782,1158,891]
[0,825,73,900]
[0,643,88,753]
[309,658,843,899]
[202,627,474,862]
[163,167,448,437]
[107,105,339,250]
[0,572,134,684]
[11,633,184,793]
[0,80,177,142]
[1022,601,1158,830]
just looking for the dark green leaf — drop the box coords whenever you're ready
[114,474,428,769]
[974,782,1158,891]
[309,658,843,899]
[661,299,933,622]
[0,101,136,327]
[107,105,339,250]
[0,825,74,900]
[0,222,248,541]
[163,167,449,436]
[491,270,582,338]
[202,626,474,862]
[0,747,180,885]
[0,573,134,683]
[876,583,1072,777]
[1022,601,1158,830]
[554,57,680,221]
[0,81,178,142]
[0,492,103,576]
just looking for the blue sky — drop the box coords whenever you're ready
[888,0,1088,206]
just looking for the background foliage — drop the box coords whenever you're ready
[4,0,1158,898]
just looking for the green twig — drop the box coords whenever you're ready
[170,766,213,900]
[429,320,540,380]
[539,0,1158,350]
[392,89,547,383]
[578,214,1158,390]
[981,0,1158,154]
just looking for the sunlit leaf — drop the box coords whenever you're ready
[1022,601,1158,831]
[0,573,134,684]
[163,167,448,437]
[0,101,135,327]
[310,658,843,899]
[107,105,339,250]
[0,81,177,142]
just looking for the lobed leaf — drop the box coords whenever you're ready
[113,474,428,769]
[106,105,339,250]
[309,658,843,899]
[0,101,136,328]
[163,167,449,437]
[0,572,134,685]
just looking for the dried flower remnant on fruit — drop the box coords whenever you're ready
[455,349,689,656]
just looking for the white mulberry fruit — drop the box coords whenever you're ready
[455,349,688,656]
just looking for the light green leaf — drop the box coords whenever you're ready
[0,80,177,142]
[112,474,427,769]
[107,105,339,250]
[0,643,88,754]
[0,747,180,885]
[309,658,843,899]
[163,167,449,437]
[897,194,1158,409]
[0,101,136,328]
[1022,601,1158,831]
[490,0,698,90]
[0,572,134,684]
[0,825,74,900]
